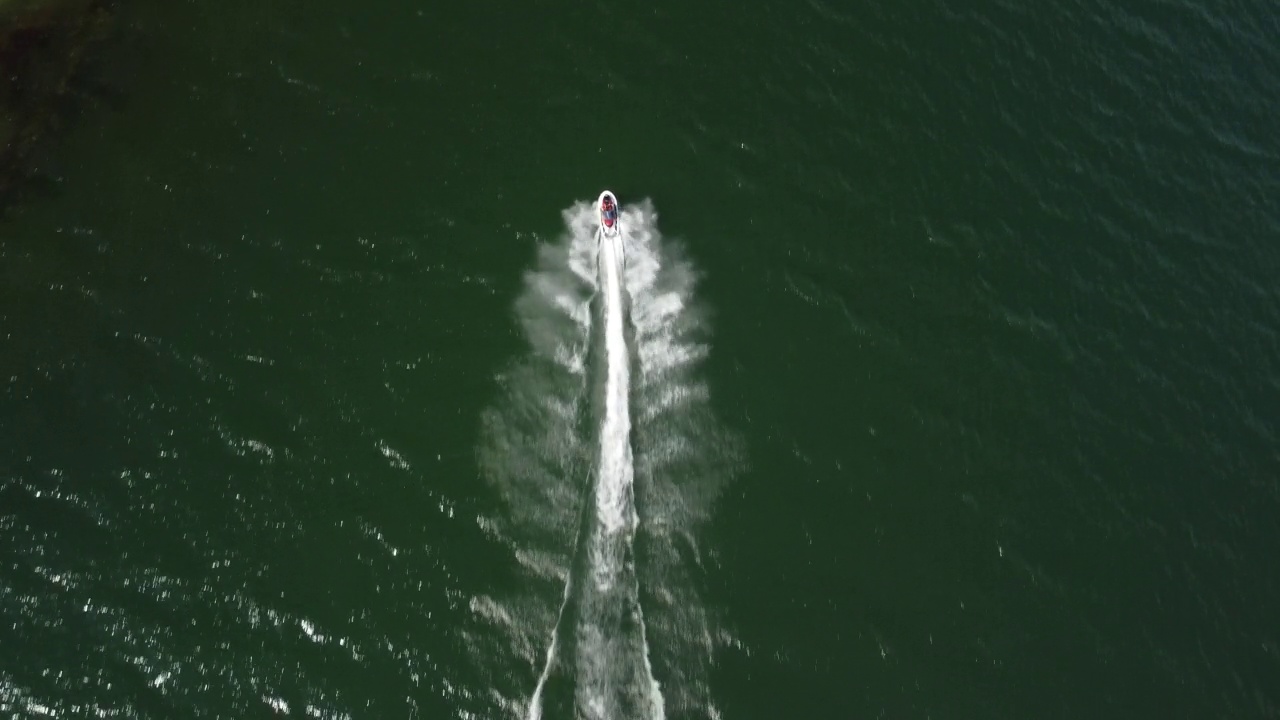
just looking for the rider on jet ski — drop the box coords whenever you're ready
[602,196,618,225]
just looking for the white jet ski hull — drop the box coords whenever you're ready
[597,190,621,238]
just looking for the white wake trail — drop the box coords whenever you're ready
[588,229,665,718]
[521,210,601,720]
[565,225,665,720]
[596,231,633,545]
[479,200,736,720]
[526,228,638,720]
[622,201,743,720]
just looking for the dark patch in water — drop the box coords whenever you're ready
[0,0,117,213]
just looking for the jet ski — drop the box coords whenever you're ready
[598,190,620,237]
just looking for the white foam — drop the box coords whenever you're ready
[376,441,410,470]
[618,200,741,717]
[520,205,602,720]
[511,198,741,720]
[595,231,633,540]
[526,576,572,720]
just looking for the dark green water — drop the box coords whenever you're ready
[3,0,1279,718]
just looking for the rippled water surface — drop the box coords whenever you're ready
[2,0,1278,718]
